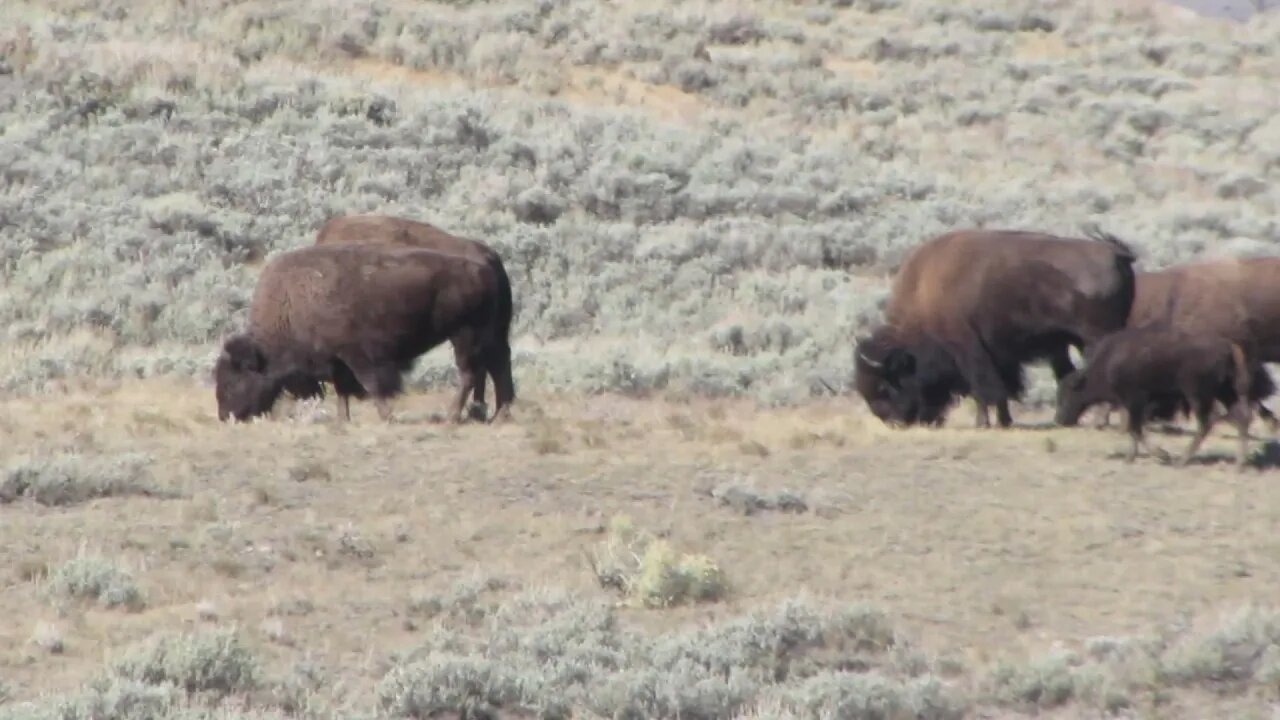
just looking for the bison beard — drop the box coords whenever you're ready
[213,244,515,424]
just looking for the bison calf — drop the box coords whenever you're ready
[1055,326,1259,467]
[214,243,515,424]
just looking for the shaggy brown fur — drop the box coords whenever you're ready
[854,228,1136,429]
[214,244,514,424]
[1094,260,1280,431]
[1056,324,1260,468]
[314,214,515,420]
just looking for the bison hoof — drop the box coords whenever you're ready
[466,403,489,422]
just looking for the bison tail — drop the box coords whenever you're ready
[496,259,514,339]
[1081,223,1137,261]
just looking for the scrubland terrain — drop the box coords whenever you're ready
[3,0,1280,717]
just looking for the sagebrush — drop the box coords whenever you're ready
[2,0,1277,406]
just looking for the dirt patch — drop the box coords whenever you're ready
[561,66,708,123]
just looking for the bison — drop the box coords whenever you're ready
[853,228,1137,428]
[314,214,515,421]
[1091,259,1280,432]
[1054,324,1263,467]
[214,243,515,424]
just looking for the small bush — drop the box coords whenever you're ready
[708,481,809,515]
[1,452,172,506]
[377,655,563,720]
[587,514,728,608]
[43,551,146,612]
[109,627,262,699]
[1160,605,1280,687]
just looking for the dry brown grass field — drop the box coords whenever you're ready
[4,0,1280,717]
[5,379,1280,717]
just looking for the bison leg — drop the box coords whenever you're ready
[332,362,365,423]
[450,341,484,424]
[1124,406,1142,463]
[487,341,516,423]
[1178,398,1217,467]
[341,356,401,423]
[960,344,1014,429]
[973,399,1011,429]
[1229,397,1253,469]
[995,400,1013,428]
[1125,401,1166,463]
[459,336,488,421]
[974,402,990,429]
[471,367,488,412]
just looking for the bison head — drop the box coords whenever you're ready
[1053,369,1091,427]
[853,327,966,427]
[214,334,286,422]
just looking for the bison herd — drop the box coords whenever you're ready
[854,227,1280,468]
[214,215,1279,468]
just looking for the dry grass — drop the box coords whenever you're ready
[3,378,1280,713]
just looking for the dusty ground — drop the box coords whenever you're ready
[3,377,1280,707]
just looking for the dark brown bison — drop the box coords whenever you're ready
[1092,259,1280,431]
[214,243,515,424]
[853,228,1137,428]
[314,214,514,420]
[1055,324,1263,467]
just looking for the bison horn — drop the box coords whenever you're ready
[857,349,883,369]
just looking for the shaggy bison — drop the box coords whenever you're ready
[214,243,515,424]
[1092,259,1280,431]
[1055,325,1263,468]
[854,228,1137,428]
[314,214,514,419]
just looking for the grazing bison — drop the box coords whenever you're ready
[314,214,515,420]
[853,228,1137,428]
[214,243,515,424]
[1054,325,1264,467]
[1092,260,1280,431]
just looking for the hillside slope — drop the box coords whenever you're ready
[1,0,1278,406]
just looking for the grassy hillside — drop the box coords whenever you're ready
[2,0,1277,406]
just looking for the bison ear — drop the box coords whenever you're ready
[223,335,266,373]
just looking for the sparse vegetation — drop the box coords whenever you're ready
[3,0,1280,717]
[1,451,175,506]
[2,0,1277,405]
[588,514,729,608]
[42,549,147,612]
